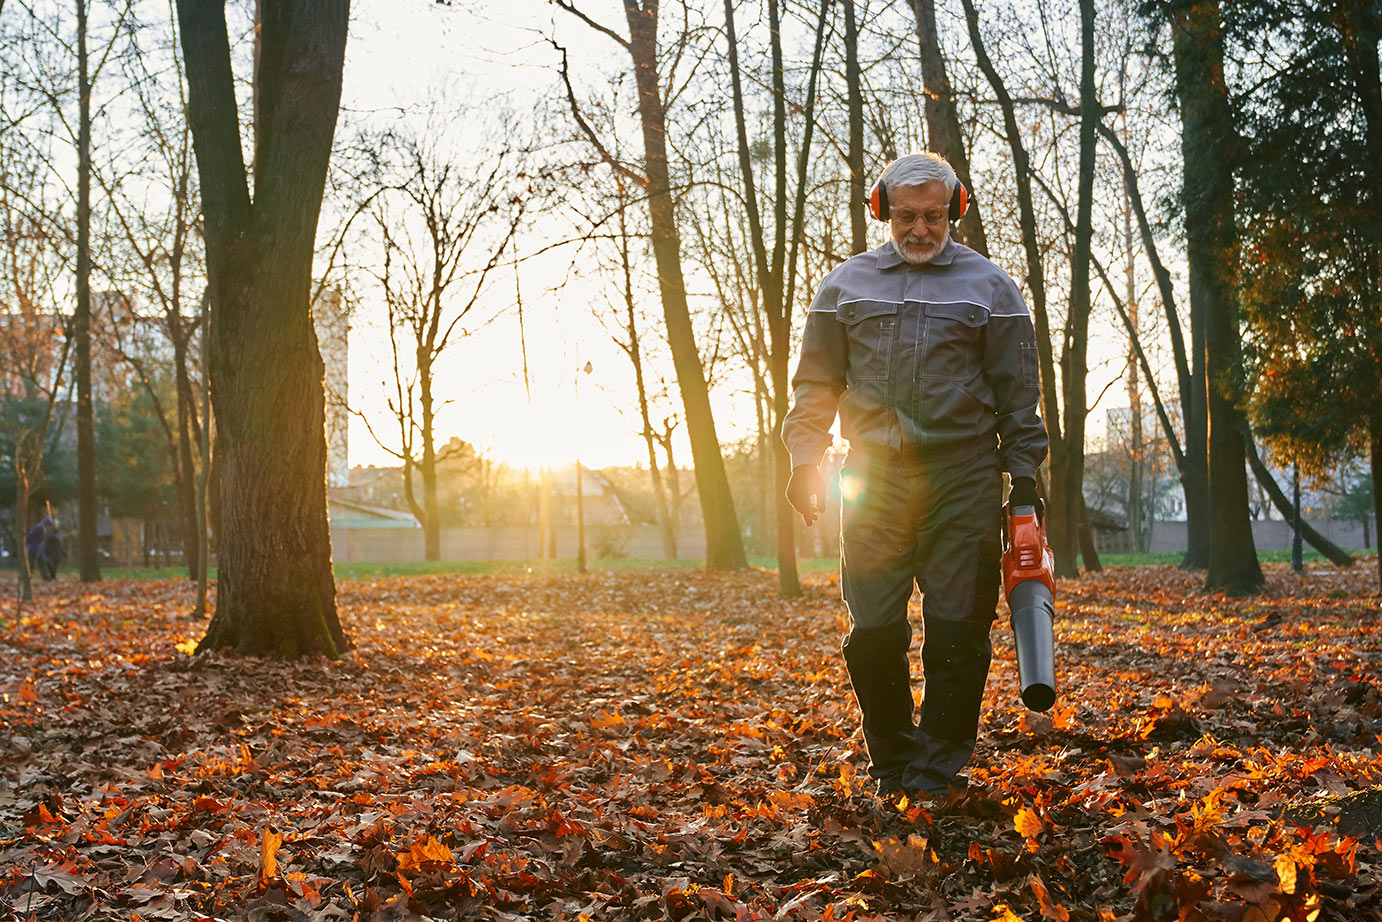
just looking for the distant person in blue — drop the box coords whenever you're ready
[25,517,63,581]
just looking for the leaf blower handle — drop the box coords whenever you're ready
[1003,502,1057,712]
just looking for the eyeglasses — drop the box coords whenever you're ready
[891,209,949,228]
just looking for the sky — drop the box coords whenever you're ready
[337,0,766,473]
[333,0,1161,474]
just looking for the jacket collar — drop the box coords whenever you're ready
[874,236,959,270]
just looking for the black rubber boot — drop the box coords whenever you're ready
[902,616,992,794]
[842,622,920,788]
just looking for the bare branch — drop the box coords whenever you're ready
[554,40,646,187]
[552,0,630,49]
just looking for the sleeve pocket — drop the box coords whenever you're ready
[1020,341,1040,389]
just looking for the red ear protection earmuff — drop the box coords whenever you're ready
[867,179,889,221]
[865,177,971,223]
[949,179,969,221]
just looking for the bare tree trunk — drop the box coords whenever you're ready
[15,463,34,604]
[625,0,745,570]
[173,335,201,579]
[178,0,349,656]
[420,367,440,561]
[910,0,987,255]
[1053,0,1099,579]
[1096,124,1207,562]
[1122,117,1144,552]
[538,467,554,558]
[843,0,866,256]
[961,0,1067,572]
[1372,408,1382,591]
[724,0,828,594]
[194,301,211,618]
[1182,340,1211,569]
[1079,497,1102,571]
[75,0,100,582]
[609,173,676,560]
[1172,0,1262,593]
[658,420,684,541]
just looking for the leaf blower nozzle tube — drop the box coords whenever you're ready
[1003,503,1057,712]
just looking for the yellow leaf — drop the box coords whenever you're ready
[1276,853,1297,895]
[1014,806,1044,839]
[258,826,283,884]
[590,709,625,729]
[397,835,454,871]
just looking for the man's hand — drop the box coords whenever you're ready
[1009,476,1041,517]
[786,464,826,527]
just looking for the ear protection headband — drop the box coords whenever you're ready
[866,178,971,223]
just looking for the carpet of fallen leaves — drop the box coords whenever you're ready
[1,562,1380,922]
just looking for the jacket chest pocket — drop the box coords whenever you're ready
[923,301,987,379]
[838,300,898,382]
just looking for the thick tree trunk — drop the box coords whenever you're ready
[1172,0,1262,593]
[910,0,987,255]
[626,0,745,570]
[75,0,100,582]
[178,0,350,656]
[198,245,345,656]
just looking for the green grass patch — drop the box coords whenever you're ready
[25,547,1370,583]
[1078,547,1371,568]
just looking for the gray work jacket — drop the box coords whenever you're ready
[782,239,1048,480]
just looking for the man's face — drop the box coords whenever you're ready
[888,181,951,265]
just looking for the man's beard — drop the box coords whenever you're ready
[891,232,946,265]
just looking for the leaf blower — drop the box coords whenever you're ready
[1002,502,1057,712]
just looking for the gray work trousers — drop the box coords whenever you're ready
[839,448,1002,794]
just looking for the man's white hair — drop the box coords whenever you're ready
[879,152,956,194]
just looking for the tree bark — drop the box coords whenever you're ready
[625,0,746,570]
[1079,496,1102,572]
[960,0,1067,573]
[420,365,440,561]
[725,0,795,594]
[910,0,987,255]
[195,300,211,619]
[1097,122,1208,563]
[614,179,677,559]
[178,0,349,656]
[1172,0,1262,593]
[844,0,866,256]
[1055,0,1099,579]
[75,0,100,582]
[1371,407,1381,592]
[1122,128,1144,553]
[173,335,201,579]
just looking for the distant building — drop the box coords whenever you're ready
[312,288,349,488]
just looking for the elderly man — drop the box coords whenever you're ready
[781,152,1048,798]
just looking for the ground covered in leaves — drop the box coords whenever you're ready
[1,562,1380,921]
